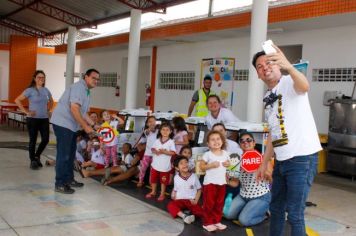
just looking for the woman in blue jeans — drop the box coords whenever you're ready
[15,70,53,170]
[224,132,272,226]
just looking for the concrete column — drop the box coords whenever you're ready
[125,9,142,109]
[65,26,76,89]
[246,0,269,122]
[208,0,214,17]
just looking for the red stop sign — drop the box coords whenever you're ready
[241,150,263,173]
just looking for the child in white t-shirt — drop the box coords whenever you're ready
[145,123,176,202]
[118,142,134,173]
[167,155,205,224]
[179,145,195,172]
[212,123,243,156]
[101,110,124,168]
[200,131,230,232]
[137,116,158,187]
[81,136,105,170]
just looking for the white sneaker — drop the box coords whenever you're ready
[215,222,227,230]
[183,215,195,224]
[203,224,217,232]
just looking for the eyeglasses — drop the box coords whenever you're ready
[91,76,101,82]
[239,138,254,144]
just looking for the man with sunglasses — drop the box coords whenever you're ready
[51,68,100,194]
[253,46,321,236]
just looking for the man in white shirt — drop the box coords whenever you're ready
[254,46,321,236]
[205,95,240,130]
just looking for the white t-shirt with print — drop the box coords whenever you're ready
[174,173,201,200]
[264,75,322,161]
[226,139,243,156]
[122,153,134,168]
[91,148,105,165]
[202,150,229,185]
[206,108,240,130]
[140,130,158,156]
[151,139,176,172]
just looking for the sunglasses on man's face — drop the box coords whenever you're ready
[239,138,254,144]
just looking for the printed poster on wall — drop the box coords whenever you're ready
[201,58,235,109]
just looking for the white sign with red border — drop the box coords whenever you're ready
[97,127,115,144]
[241,150,263,173]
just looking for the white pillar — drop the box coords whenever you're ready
[65,26,76,89]
[125,9,142,109]
[246,0,269,122]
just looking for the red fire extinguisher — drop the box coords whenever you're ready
[145,84,151,106]
[115,85,120,97]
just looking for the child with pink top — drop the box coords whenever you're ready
[137,116,158,187]
[172,116,189,154]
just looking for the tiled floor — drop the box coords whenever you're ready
[0,125,356,236]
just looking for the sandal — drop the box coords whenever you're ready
[145,192,156,199]
[157,195,165,202]
[136,182,144,188]
[100,177,110,186]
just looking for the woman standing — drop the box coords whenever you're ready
[15,70,53,170]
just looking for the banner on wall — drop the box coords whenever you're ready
[201,58,235,109]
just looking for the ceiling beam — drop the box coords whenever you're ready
[0,18,46,37]
[46,11,131,36]
[117,0,165,13]
[7,0,94,27]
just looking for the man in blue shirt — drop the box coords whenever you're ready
[51,68,100,194]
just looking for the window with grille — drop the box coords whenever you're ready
[63,72,118,87]
[97,72,118,87]
[234,69,249,81]
[159,71,195,90]
[312,68,356,82]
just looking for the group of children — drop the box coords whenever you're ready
[75,110,134,177]
[74,112,270,232]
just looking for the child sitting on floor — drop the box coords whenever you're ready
[117,143,134,174]
[167,155,205,224]
[81,136,105,170]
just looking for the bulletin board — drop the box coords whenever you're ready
[201,58,235,109]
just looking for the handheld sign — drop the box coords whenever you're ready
[241,150,263,173]
[97,127,115,144]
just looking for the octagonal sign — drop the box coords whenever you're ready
[241,150,263,173]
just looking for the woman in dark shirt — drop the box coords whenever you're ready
[15,70,54,170]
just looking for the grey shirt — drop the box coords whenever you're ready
[24,87,52,119]
[51,79,90,132]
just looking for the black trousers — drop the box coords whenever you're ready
[27,118,49,161]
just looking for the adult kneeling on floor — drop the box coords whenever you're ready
[51,68,100,194]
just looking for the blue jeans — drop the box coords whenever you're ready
[53,124,77,187]
[269,153,318,236]
[225,192,271,226]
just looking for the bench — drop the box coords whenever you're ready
[7,111,27,131]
